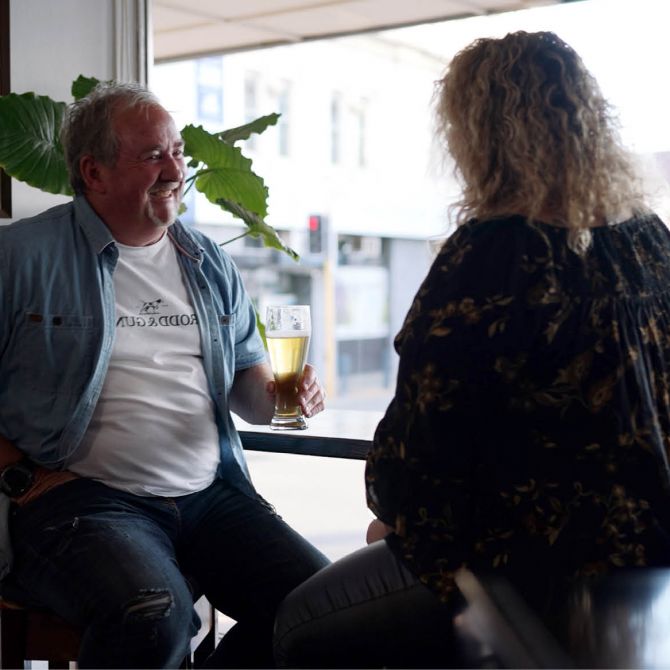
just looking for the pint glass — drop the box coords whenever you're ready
[265,305,311,430]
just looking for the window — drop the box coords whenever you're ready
[244,72,259,150]
[356,103,367,168]
[0,0,10,217]
[196,57,223,124]
[277,80,290,157]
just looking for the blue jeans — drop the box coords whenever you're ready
[273,541,461,668]
[1,478,329,668]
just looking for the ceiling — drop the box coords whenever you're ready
[152,0,564,62]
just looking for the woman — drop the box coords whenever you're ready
[274,31,670,668]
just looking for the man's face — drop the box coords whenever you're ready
[95,103,186,241]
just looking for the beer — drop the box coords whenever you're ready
[267,334,311,417]
[265,306,311,430]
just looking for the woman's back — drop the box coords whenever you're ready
[368,213,670,605]
[273,32,670,669]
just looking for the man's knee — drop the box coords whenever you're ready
[117,587,197,639]
[122,589,174,623]
[79,587,197,667]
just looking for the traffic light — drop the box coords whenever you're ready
[308,214,325,254]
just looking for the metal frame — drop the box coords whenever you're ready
[0,0,10,218]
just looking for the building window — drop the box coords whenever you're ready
[196,57,223,124]
[244,72,259,150]
[277,81,290,157]
[331,93,341,164]
[355,103,367,168]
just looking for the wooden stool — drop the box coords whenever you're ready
[0,596,216,669]
[0,601,79,669]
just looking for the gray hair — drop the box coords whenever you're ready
[60,82,162,194]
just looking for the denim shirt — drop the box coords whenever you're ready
[0,196,267,576]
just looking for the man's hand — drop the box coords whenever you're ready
[263,363,326,419]
[296,363,326,418]
[232,362,326,424]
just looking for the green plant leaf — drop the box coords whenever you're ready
[255,310,268,350]
[218,113,280,145]
[217,197,299,262]
[0,92,72,195]
[0,75,299,271]
[72,75,102,100]
[182,124,269,218]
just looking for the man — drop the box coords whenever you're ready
[0,82,329,668]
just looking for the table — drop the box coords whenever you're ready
[234,409,384,460]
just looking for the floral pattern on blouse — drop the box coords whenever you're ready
[366,214,670,604]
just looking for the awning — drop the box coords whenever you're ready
[153,0,565,61]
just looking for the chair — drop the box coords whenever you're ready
[0,601,79,669]
[453,568,572,668]
[454,567,670,669]
[0,595,216,669]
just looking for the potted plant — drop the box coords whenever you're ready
[0,75,297,260]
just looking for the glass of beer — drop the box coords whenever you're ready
[265,305,311,430]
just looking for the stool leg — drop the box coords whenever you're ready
[0,608,28,669]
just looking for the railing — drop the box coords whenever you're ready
[235,409,383,460]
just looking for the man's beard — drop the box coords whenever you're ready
[147,198,179,229]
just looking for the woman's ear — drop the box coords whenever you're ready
[79,155,106,194]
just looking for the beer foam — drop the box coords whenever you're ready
[266,330,311,338]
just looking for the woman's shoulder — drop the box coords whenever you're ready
[432,215,553,282]
[446,214,551,251]
[598,211,668,236]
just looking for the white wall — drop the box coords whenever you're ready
[6,0,137,221]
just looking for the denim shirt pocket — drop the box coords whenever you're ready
[16,312,97,395]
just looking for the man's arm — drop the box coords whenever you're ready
[229,362,276,425]
[0,434,24,469]
[0,435,78,506]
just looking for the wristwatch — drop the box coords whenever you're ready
[0,459,35,497]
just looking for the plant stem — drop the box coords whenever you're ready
[182,168,214,197]
[220,230,251,246]
[183,175,197,196]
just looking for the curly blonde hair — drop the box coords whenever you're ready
[435,31,643,253]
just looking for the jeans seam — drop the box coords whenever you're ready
[273,577,427,650]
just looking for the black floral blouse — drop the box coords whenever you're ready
[366,214,670,606]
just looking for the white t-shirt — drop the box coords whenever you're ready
[69,233,220,496]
